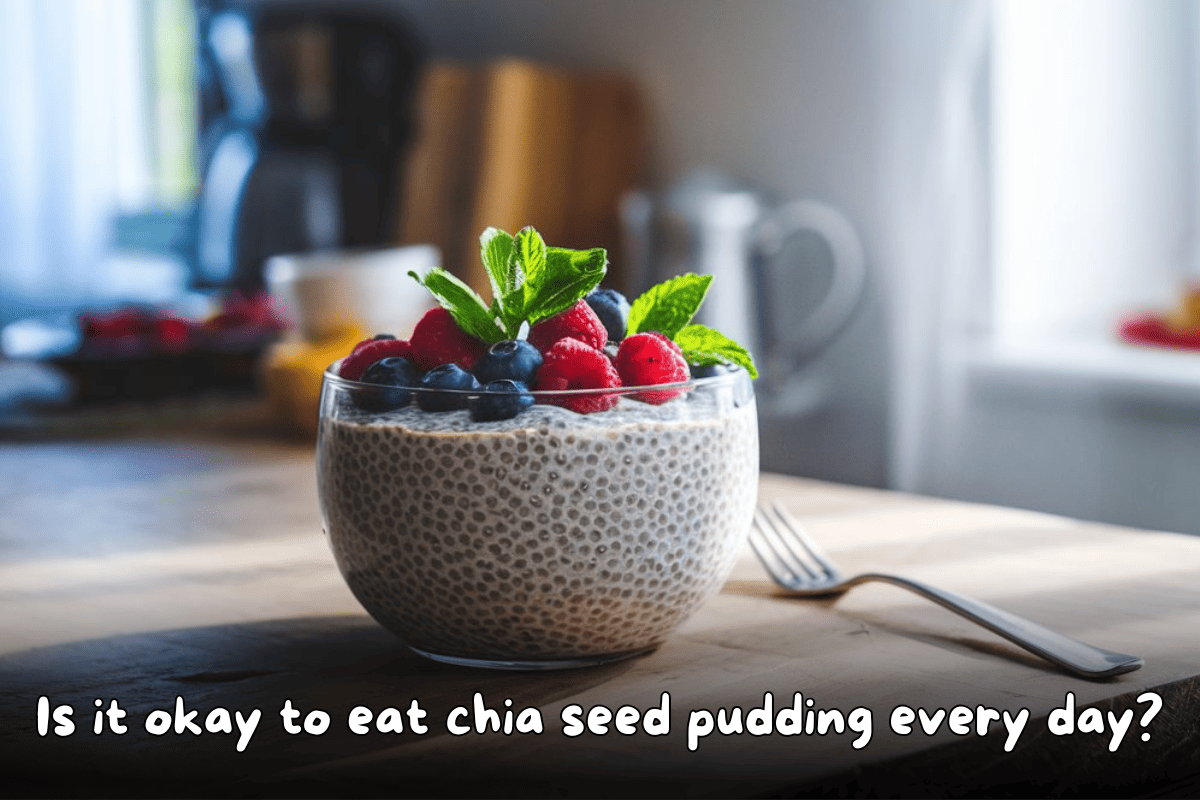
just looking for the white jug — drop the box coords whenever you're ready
[621,170,865,406]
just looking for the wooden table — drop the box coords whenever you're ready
[2,427,1199,797]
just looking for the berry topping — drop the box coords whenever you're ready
[470,379,535,422]
[535,338,622,413]
[355,356,423,411]
[527,300,607,354]
[473,340,543,387]
[409,307,487,372]
[338,338,414,381]
[151,315,193,353]
[406,226,757,408]
[416,363,481,412]
[689,363,732,379]
[585,288,631,343]
[615,331,690,404]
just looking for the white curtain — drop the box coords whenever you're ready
[877,1,992,495]
[0,0,150,315]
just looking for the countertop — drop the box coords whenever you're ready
[1,427,1199,797]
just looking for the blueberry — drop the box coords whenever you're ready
[690,363,731,379]
[353,356,422,411]
[473,340,543,387]
[417,363,480,411]
[470,379,534,422]
[371,333,397,340]
[585,288,631,343]
[363,356,421,385]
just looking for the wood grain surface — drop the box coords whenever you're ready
[1,436,1198,797]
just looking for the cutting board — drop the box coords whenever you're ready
[394,59,648,298]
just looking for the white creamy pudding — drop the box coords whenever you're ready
[317,378,759,668]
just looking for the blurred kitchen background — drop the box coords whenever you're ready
[2,0,1199,536]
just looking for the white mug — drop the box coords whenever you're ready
[265,244,439,341]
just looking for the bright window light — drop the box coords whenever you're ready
[991,0,1194,344]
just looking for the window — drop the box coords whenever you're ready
[0,0,198,320]
[991,0,1196,345]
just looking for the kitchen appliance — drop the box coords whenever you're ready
[193,1,424,289]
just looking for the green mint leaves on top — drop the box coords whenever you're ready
[448,225,607,341]
[628,272,757,378]
[674,323,758,378]
[528,246,607,326]
[481,227,519,308]
[626,273,712,340]
[502,227,608,328]
[408,266,507,344]
[412,225,757,377]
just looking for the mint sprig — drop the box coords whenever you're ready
[525,246,607,326]
[480,227,519,312]
[408,267,507,344]
[675,323,758,379]
[627,272,757,378]
[413,226,607,342]
[479,227,525,337]
[627,273,712,339]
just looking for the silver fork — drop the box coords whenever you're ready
[750,503,1143,679]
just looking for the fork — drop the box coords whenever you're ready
[750,503,1143,679]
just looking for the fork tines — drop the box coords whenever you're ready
[750,503,839,589]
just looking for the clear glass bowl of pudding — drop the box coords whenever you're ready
[316,367,759,670]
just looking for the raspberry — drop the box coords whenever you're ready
[408,307,486,371]
[527,300,607,354]
[338,338,414,381]
[615,331,690,404]
[535,338,622,413]
[150,315,193,353]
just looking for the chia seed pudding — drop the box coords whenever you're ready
[317,372,759,668]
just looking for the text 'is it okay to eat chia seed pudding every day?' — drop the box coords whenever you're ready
[317,226,760,669]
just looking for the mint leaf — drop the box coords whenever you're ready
[526,272,606,325]
[410,226,607,344]
[514,227,547,289]
[480,227,516,299]
[522,246,607,326]
[675,323,758,379]
[480,228,526,337]
[409,268,505,344]
[546,245,606,275]
[500,292,525,338]
[499,266,527,337]
[627,273,713,339]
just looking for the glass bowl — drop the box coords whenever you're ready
[316,366,758,670]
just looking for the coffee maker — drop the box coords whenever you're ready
[192,1,424,289]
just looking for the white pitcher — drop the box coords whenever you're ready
[621,169,865,405]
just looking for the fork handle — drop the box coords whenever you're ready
[848,573,1143,679]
